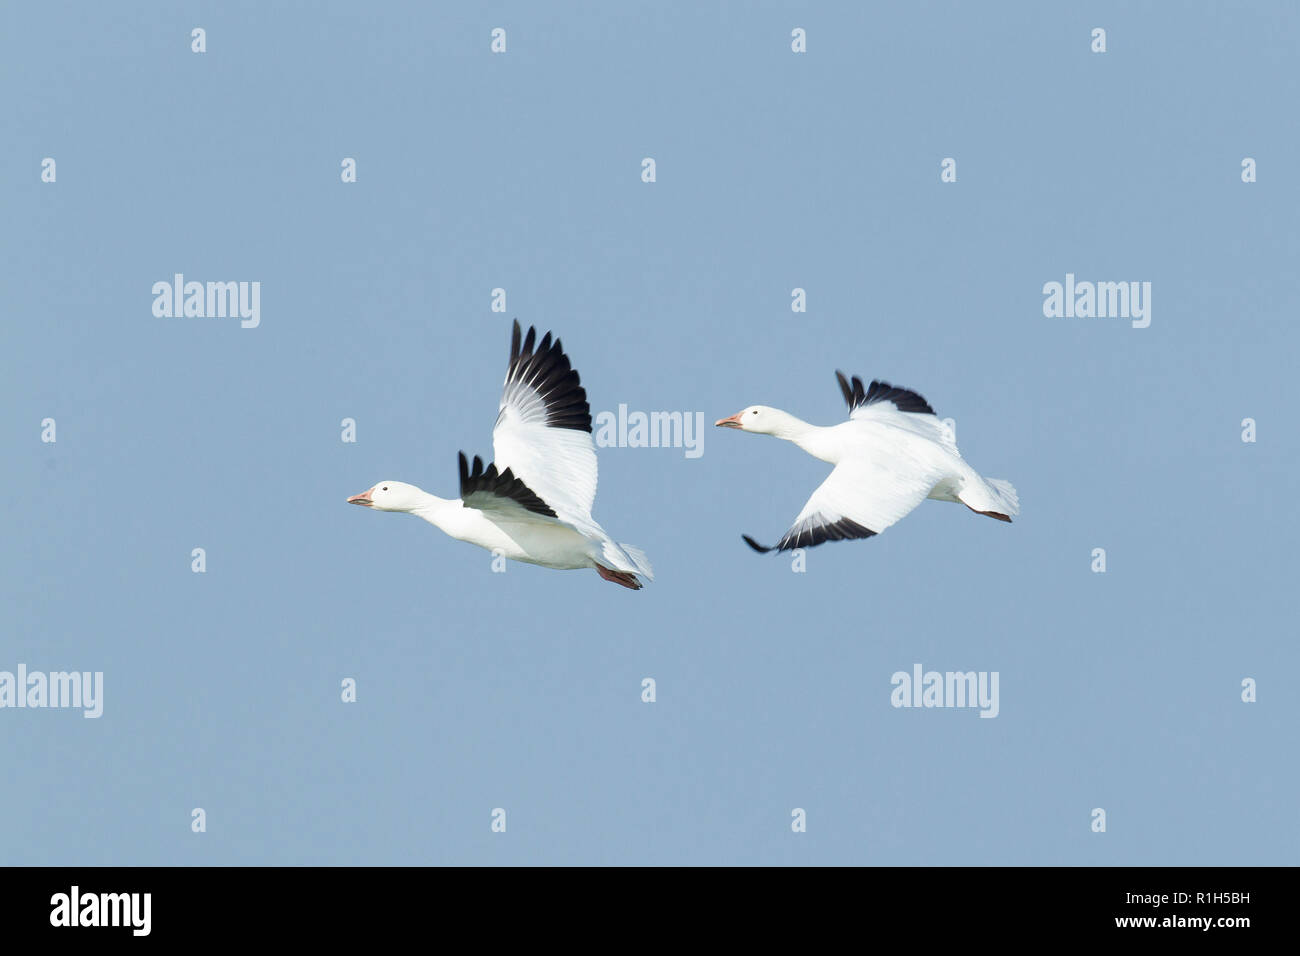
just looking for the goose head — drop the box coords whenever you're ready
[715,405,783,435]
[347,480,425,513]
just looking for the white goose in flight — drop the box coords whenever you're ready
[716,373,1019,552]
[348,321,653,589]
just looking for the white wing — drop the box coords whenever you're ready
[837,372,959,456]
[743,454,943,553]
[489,321,601,535]
[456,451,564,524]
[744,373,955,553]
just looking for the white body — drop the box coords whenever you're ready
[793,416,1016,521]
[717,375,1019,550]
[349,322,652,587]
[410,493,626,571]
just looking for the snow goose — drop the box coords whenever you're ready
[716,373,1019,552]
[348,321,653,589]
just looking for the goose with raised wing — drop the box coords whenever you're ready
[715,374,1019,552]
[347,321,653,589]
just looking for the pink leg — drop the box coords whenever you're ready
[595,564,642,590]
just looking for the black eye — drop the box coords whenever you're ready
[382,486,388,491]
[751,410,758,415]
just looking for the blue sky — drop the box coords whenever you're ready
[1,1,1296,865]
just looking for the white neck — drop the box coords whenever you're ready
[764,410,837,463]
[407,488,458,528]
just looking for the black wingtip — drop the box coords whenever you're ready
[742,534,775,554]
[835,370,869,412]
[458,451,559,519]
[865,379,934,416]
[835,370,853,407]
[501,319,592,432]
